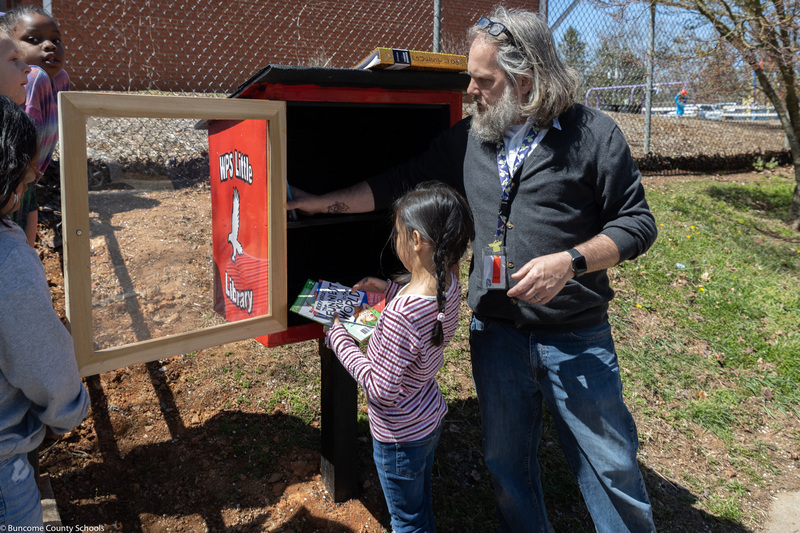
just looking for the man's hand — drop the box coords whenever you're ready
[287,187,327,215]
[287,187,351,215]
[507,235,621,304]
[507,251,573,304]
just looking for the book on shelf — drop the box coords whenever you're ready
[290,279,386,342]
[353,47,467,72]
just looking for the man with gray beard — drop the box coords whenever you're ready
[289,7,657,532]
[469,80,520,144]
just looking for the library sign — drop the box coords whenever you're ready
[209,119,271,321]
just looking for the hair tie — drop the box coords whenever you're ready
[436,313,445,322]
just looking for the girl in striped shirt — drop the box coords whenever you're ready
[326,182,474,533]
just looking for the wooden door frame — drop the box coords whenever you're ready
[59,92,287,377]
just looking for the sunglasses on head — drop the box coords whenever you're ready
[477,16,518,47]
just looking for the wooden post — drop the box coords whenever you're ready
[319,338,358,502]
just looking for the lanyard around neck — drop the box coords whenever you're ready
[491,125,538,249]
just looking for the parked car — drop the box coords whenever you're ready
[697,104,723,120]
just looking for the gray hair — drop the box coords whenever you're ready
[469,7,580,125]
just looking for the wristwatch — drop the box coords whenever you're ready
[567,248,587,277]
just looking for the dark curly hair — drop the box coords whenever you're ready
[392,181,474,346]
[0,95,38,225]
[0,5,53,32]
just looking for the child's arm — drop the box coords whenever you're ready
[23,67,48,129]
[326,309,422,407]
[0,245,90,434]
[23,68,56,174]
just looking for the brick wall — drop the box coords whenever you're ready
[52,0,538,93]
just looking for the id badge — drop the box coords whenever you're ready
[482,246,507,290]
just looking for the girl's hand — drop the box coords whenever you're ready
[353,277,388,293]
[324,312,341,335]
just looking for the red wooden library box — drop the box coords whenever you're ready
[210,65,468,347]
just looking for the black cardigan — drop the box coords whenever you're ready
[367,104,657,333]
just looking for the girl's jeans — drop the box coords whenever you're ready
[372,420,444,533]
[470,316,656,533]
[0,453,43,527]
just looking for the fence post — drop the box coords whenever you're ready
[550,0,582,33]
[433,0,442,52]
[644,0,655,154]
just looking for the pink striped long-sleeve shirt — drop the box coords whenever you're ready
[24,66,68,174]
[326,272,461,443]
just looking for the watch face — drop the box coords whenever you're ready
[569,249,587,275]
[574,256,587,274]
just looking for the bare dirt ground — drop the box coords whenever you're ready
[30,113,798,532]
[38,178,393,532]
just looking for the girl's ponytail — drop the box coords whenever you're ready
[392,181,475,346]
[431,245,447,346]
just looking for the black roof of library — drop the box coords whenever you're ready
[230,65,470,99]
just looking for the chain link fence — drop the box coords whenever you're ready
[49,0,529,187]
[547,0,789,172]
[46,0,790,182]
[56,0,502,93]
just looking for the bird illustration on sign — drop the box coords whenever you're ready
[228,187,244,263]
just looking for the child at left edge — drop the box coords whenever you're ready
[0,22,30,106]
[1,6,68,247]
[325,181,474,533]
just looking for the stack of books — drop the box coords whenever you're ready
[291,279,386,341]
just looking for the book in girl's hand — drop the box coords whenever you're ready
[312,280,368,321]
[290,279,386,341]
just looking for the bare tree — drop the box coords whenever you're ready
[659,0,800,229]
[690,41,751,103]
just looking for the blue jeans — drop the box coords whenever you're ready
[0,453,43,527]
[470,317,655,533]
[372,421,443,533]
